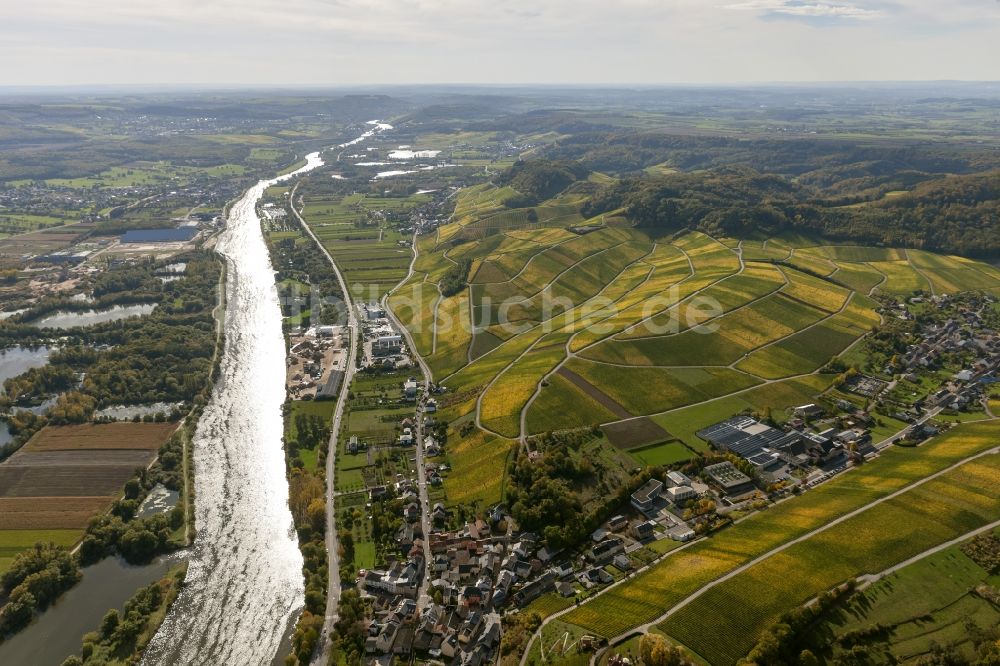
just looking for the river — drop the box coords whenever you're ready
[141,153,324,666]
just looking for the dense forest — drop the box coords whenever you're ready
[576,167,1000,256]
[556,133,997,176]
[494,159,590,206]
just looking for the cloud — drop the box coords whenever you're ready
[726,0,883,20]
[0,0,996,85]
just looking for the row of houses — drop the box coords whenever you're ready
[365,598,501,663]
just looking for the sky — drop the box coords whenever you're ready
[2,0,999,86]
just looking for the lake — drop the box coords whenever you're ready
[0,555,181,666]
[0,345,51,386]
[29,304,157,329]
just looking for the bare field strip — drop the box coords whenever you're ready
[601,418,673,450]
[0,496,115,529]
[5,449,157,468]
[0,465,142,497]
[24,422,177,452]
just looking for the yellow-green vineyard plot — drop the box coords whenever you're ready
[544,239,652,307]
[482,247,549,283]
[442,429,514,507]
[741,239,791,262]
[584,292,827,367]
[559,421,1000,640]
[476,228,627,316]
[870,260,930,295]
[450,184,519,225]
[660,454,1000,666]
[906,249,1000,293]
[386,276,439,357]
[443,234,501,264]
[814,245,906,263]
[591,261,655,304]
[474,292,640,437]
[779,266,852,313]
[568,246,694,351]
[546,359,760,418]
[427,289,473,379]
[678,233,741,279]
[787,248,839,276]
[832,260,885,294]
[507,227,577,246]
[443,323,549,392]
[961,254,1000,283]
[736,293,881,379]
[480,230,646,328]
[617,262,788,341]
[479,345,568,436]
[525,373,619,434]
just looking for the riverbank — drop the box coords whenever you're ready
[140,153,325,666]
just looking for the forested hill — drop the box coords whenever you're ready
[494,159,591,206]
[575,168,1000,256]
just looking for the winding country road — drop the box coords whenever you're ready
[383,230,435,606]
[292,181,357,666]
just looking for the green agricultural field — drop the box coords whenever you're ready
[815,245,906,263]
[807,529,1000,664]
[526,373,619,433]
[907,248,1000,293]
[629,440,696,467]
[549,359,760,418]
[558,421,1000,642]
[586,293,826,368]
[870,260,930,295]
[736,294,880,379]
[660,454,1000,665]
[442,430,513,507]
[0,213,72,236]
[785,249,839,277]
[0,529,82,574]
[832,260,886,293]
[523,593,576,620]
[779,266,851,312]
[300,189,430,300]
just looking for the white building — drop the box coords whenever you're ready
[666,485,696,503]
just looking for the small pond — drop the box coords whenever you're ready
[93,402,182,421]
[137,484,180,519]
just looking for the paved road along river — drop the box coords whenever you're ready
[142,154,324,666]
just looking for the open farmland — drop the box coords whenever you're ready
[23,422,177,451]
[659,454,1000,665]
[0,422,176,571]
[554,421,1000,641]
[296,187,432,300]
[806,528,1000,664]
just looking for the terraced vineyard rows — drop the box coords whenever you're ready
[384,184,1000,516]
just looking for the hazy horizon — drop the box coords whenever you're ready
[4,0,999,87]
